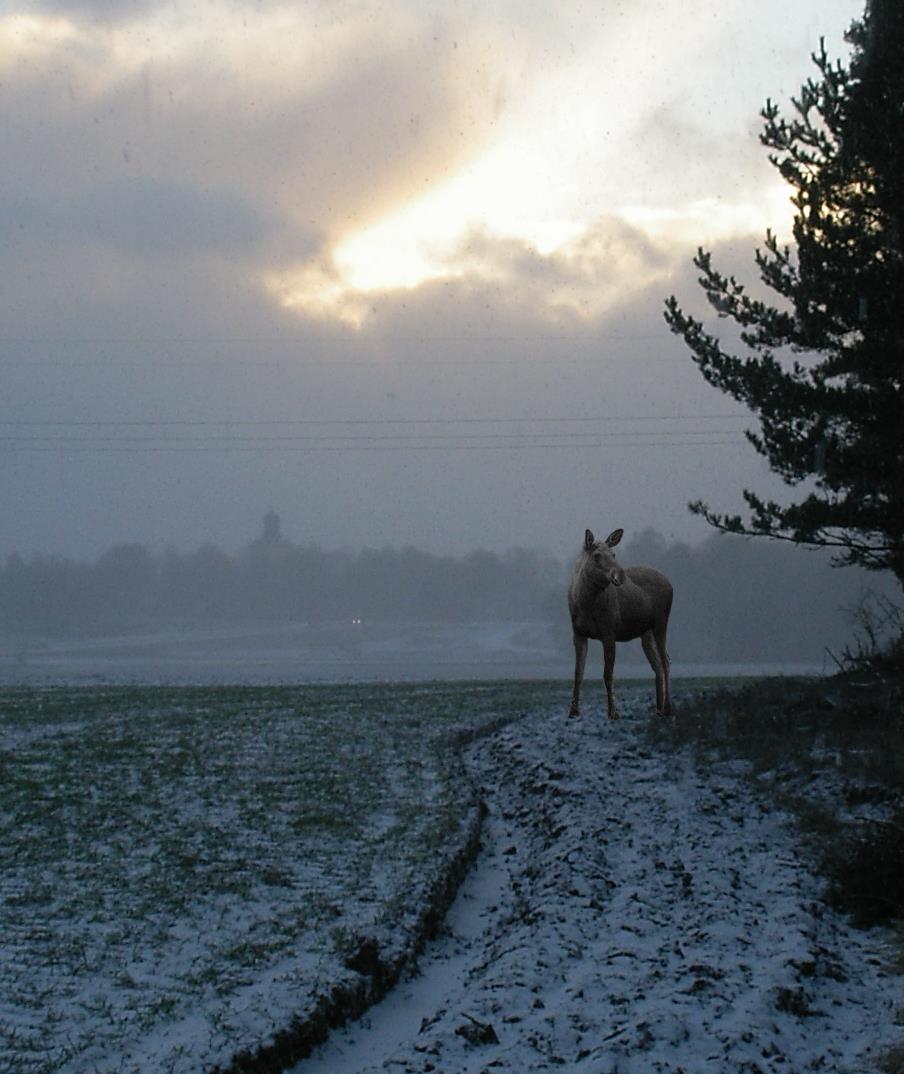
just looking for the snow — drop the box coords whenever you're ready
[4,681,899,1073]
[0,684,483,1074]
[298,693,902,1074]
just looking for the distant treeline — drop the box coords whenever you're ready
[0,512,561,635]
[620,529,892,664]
[0,512,895,663]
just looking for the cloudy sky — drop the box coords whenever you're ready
[1,0,861,561]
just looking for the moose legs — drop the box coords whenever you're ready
[602,636,619,721]
[570,633,619,720]
[641,625,672,717]
[568,633,587,716]
[571,630,670,721]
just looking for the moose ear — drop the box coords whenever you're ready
[605,528,624,548]
[584,529,595,551]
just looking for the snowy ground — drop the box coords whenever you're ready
[299,692,903,1074]
[0,684,491,1074]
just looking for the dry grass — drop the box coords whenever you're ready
[650,671,904,929]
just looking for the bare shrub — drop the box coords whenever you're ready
[836,589,904,677]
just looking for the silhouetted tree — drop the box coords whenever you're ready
[665,0,904,589]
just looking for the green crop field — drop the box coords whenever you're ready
[0,681,565,1074]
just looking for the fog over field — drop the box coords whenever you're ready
[1,511,895,683]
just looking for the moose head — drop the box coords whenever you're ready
[582,528,626,588]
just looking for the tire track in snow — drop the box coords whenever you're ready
[297,688,901,1073]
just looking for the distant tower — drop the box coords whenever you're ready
[261,508,282,545]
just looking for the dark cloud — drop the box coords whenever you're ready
[0,6,512,265]
[76,177,278,256]
[0,178,288,257]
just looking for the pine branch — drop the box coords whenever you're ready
[667,5,904,590]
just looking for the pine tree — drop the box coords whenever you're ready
[664,0,904,589]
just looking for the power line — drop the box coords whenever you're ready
[0,428,746,443]
[0,442,745,455]
[0,434,746,447]
[0,413,747,428]
[0,411,752,454]
[0,436,747,455]
[0,410,752,455]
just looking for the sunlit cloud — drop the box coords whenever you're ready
[0,4,383,93]
[619,187,797,247]
[259,0,828,327]
[0,13,80,61]
[0,0,857,323]
[267,213,677,330]
[2,0,852,338]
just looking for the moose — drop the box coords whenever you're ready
[568,527,673,720]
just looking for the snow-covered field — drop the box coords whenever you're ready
[301,691,904,1074]
[0,682,531,1074]
[4,681,900,1074]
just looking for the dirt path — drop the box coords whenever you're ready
[297,689,901,1073]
